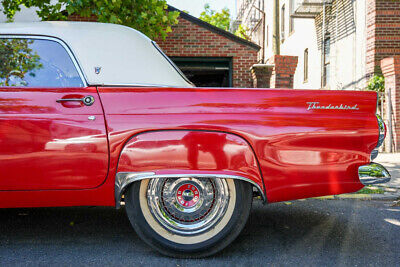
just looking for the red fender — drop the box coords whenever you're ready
[115,130,265,205]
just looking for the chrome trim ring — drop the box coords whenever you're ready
[146,177,230,235]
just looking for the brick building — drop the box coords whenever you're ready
[367,0,400,152]
[155,7,260,88]
[366,0,400,76]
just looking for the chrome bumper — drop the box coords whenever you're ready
[370,114,386,160]
[358,162,391,186]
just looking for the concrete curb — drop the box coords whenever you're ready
[312,193,400,201]
[335,193,400,201]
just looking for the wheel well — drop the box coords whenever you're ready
[115,173,266,209]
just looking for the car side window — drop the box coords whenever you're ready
[0,38,84,87]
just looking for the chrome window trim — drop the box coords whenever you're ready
[98,83,186,88]
[0,34,88,87]
[115,171,266,209]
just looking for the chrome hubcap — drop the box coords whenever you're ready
[176,183,200,208]
[147,177,230,235]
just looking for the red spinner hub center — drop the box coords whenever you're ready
[176,183,200,208]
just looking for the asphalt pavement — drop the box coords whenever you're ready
[0,199,399,266]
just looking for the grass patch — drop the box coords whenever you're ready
[355,186,385,194]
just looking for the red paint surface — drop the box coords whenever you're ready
[102,87,378,203]
[117,130,263,190]
[0,87,109,191]
[0,86,378,207]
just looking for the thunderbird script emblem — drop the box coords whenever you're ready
[307,102,359,111]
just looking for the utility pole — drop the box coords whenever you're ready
[272,0,280,55]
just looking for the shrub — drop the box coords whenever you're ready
[367,75,385,92]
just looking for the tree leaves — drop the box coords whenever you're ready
[234,24,250,40]
[199,4,231,31]
[367,75,385,93]
[1,0,180,40]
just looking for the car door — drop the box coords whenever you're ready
[0,36,108,190]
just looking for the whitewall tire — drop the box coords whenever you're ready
[125,177,252,258]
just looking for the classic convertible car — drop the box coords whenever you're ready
[0,22,391,257]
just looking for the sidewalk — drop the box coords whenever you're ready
[375,153,400,189]
[337,153,400,201]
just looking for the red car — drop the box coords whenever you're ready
[0,22,390,257]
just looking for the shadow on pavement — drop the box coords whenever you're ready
[0,200,398,265]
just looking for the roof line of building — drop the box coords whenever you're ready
[168,5,260,51]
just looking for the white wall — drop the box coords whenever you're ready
[262,0,321,89]
[329,0,366,90]
[257,0,367,90]
[0,5,40,22]
[280,7,321,89]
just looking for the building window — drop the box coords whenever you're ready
[323,37,330,87]
[304,48,308,82]
[289,0,295,34]
[281,4,285,41]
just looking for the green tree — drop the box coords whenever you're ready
[199,4,250,40]
[234,24,250,40]
[0,0,180,40]
[199,3,230,31]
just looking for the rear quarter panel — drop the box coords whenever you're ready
[98,87,378,203]
[117,130,263,191]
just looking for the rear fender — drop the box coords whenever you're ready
[115,130,265,207]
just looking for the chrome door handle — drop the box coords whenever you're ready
[56,95,95,106]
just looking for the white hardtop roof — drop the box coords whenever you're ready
[0,21,193,87]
